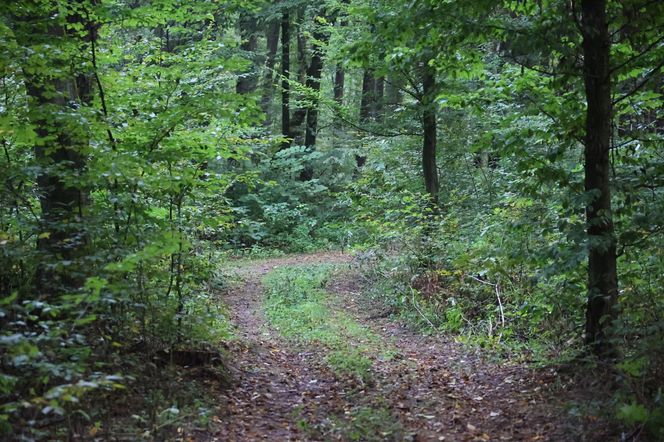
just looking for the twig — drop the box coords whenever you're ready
[609,34,664,74]
[153,411,193,431]
[466,274,505,327]
[495,281,505,328]
[613,57,664,106]
[410,288,436,329]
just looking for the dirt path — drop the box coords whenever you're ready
[196,252,601,441]
[326,273,588,442]
[204,252,353,441]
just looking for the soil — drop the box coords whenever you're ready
[188,251,615,441]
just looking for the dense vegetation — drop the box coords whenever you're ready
[1,0,663,439]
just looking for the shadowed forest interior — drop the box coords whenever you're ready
[1,0,663,440]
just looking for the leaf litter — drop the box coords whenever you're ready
[182,252,615,441]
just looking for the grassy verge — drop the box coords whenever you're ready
[261,264,414,440]
[262,264,390,382]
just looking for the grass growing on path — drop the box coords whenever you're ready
[262,264,406,439]
[262,264,390,382]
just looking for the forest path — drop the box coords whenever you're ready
[199,251,588,441]
[206,251,353,441]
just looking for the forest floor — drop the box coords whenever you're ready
[189,251,614,441]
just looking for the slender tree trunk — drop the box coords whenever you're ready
[260,18,280,124]
[333,16,347,106]
[281,10,291,149]
[356,69,376,167]
[332,17,347,144]
[288,7,306,145]
[296,8,307,85]
[290,107,308,144]
[300,14,331,180]
[303,22,328,149]
[236,12,259,94]
[332,63,345,145]
[581,0,618,356]
[421,60,439,205]
[334,65,345,105]
[360,69,376,123]
[291,11,332,151]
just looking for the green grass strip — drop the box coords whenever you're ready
[263,264,387,382]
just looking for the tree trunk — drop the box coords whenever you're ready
[332,17,347,144]
[300,14,331,180]
[332,63,345,145]
[334,64,345,105]
[421,60,439,205]
[260,18,280,125]
[581,0,618,356]
[289,10,309,145]
[303,22,328,150]
[296,8,307,85]
[360,69,376,123]
[356,69,376,167]
[17,2,92,295]
[236,12,259,94]
[281,10,291,149]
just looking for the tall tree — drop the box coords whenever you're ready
[421,57,439,205]
[303,13,330,150]
[580,0,618,355]
[333,65,344,105]
[359,69,376,123]
[260,17,280,124]
[14,0,95,294]
[374,75,385,120]
[281,8,291,149]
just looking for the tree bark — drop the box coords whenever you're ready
[421,60,439,205]
[260,18,280,125]
[303,20,328,150]
[281,10,291,149]
[296,9,307,85]
[360,69,376,123]
[334,64,345,105]
[300,13,332,180]
[287,7,306,144]
[355,69,376,167]
[332,63,345,144]
[581,0,618,356]
[331,17,347,144]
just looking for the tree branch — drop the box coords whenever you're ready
[612,58,664,106]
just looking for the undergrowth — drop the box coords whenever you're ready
[357,242,664,439]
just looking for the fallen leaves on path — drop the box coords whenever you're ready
[185,252,612,441]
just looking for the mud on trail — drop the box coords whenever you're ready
[192,252,609,441]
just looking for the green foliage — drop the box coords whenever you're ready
[0,0,243,437]
[223,144,357,252]
[344,0,664,435]
[1,0,663,437]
